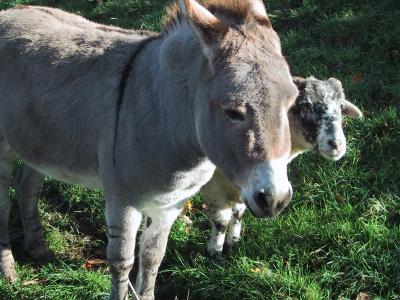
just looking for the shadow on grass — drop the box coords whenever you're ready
[7,178,107,270]
[0,0,173,30]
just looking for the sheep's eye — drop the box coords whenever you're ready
[224,109,245,122]
[299,106,308,116]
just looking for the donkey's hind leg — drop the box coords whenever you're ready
[135,205,182,300]
[14,164,52,262]
[0,139,16,283]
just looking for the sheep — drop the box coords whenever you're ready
[202,76,363,258]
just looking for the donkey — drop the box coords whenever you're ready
[204,76,363,257]
[0,1,298,299]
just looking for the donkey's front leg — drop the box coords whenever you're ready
[225,202,246,254]
[106,199,142,300]
[14,165,52,262]
[135,205,182,300]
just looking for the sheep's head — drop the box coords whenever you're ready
[290,76,362,161]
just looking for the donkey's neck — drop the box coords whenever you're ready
[157,30,209,159]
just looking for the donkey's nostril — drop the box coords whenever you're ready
[328,140,342,150]
[254,191,268,207]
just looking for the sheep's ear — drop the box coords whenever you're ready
[179,0,228,63]
[328,77,343,90]
[342,100,363,118]
[292,76,307,90]
[247,0,271,26]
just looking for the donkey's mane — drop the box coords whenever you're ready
[162,0,271,34]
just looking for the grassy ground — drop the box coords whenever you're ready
[0,0,399,299]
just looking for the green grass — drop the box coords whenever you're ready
[0,0,399,299]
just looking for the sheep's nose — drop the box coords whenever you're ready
[328,139,343,150]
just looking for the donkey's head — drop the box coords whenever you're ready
[175,0,298,217]
[291,77,363,161]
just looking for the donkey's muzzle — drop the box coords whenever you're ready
[244,186,292,218]
[241,159,292,218]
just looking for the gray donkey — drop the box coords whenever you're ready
[203,76,363,257]
[0,0,299,299]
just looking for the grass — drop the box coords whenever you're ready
[0,0,399,299]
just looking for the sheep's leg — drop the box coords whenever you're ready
[107,199,142,300]
[225,202,246,254]
[15,164,52,262]
[202,173,236,259]
[206,205,232,258]
[135,205,182,300]
[0,140,16,283]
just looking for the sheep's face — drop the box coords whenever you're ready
[291,77,362,161]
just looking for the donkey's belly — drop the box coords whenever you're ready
[30,164,102,189]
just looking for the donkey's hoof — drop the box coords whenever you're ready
[29,249,56,263]
[222,243,238,256]
[0,248,17,283]
[0,261,17,284]
[205,245,226,264]
[3,267,17,284]
[206,251,227,266]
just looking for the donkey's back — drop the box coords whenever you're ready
[0,6,149,186]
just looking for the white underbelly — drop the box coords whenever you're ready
[141,159,216,213]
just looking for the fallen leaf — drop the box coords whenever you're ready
[310,245,327,255]
[356,292,371,300]
[250,267,262,273]
[352,73,365,83]
[22,280,39,286]
[83,258,107,270]
[183,200,193,212]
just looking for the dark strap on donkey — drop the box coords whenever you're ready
[113,36,159,165]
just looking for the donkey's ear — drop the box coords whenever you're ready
[179,0,228,62]
[247,0,271,26]
[342,100,363,118]
[292,76,307,90]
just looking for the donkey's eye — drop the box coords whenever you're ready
[224,108,245,122]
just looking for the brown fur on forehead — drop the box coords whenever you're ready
[162,0,271,34]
